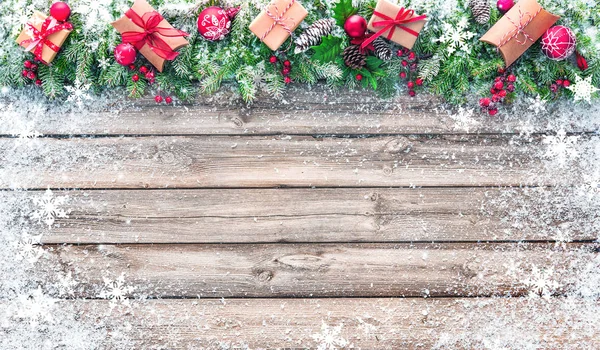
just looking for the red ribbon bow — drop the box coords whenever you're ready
[121,10,189,61]
[361,8,426,51]
[351,33,375,55]
[20,17,73,65]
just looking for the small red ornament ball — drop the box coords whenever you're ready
[269,55,277,64]
[50,1,71,22]
[344,15,367,39]
[114,43,137,66]
[155,95,163,103]
[541,25,577,61]
[496,0,514,14]
[165,96,173,104]
[198,7,231,41]
[131,74,139,82]
[356,74,363,81]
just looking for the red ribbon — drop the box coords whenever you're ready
[121,10,189,61]
[361,8,426,51]
[351,33,375,54]
[20,17,73,65]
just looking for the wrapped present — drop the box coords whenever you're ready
[111,0,189,72]
[480,0,559,67]
[249,0,308,51]
[364,0,427,50]
[16,11,73,65]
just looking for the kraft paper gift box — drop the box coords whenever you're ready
[480,0,559,67]
[366,0,427,50]
[112,0,189,72]
[249,0,308,51]
[16,11,72,65]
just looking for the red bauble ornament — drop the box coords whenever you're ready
[197,6,231,41]
[496,0,514,14]
[50,1,71,22]
[541,26,576,61]
[165,96,173,104]
[344,15,367,38]
[131,74,139,82]
[155,95,163,103]
[284,76,292,84]
[356,74,363,81]
[269,55,278,64]
[114,43,137,66]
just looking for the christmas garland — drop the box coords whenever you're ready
[1,0,598,114]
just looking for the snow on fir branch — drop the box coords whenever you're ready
[0,0,598,109]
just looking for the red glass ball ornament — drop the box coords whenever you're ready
[541,26,577,61]
[344,15,367,38]
[114,43,137,66]
[198,6,231,41]
[50,1,71,22]
[496,0,514,14]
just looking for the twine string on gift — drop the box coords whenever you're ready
[497,7,542,48]
[360,8,426,51]
[122,10,189,61]
[20,17,73,65]
[260,0,297,51]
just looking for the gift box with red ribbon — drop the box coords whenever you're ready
[480,0,559,67]
[365,0,427,50]
[249,0,308,51]
[16,11,73,65]
[111,0,189,72]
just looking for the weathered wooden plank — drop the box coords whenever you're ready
[0,135,544,189]
[2,86,594,136]
[71,298,600,349]
[49,243,596,298]
[21,188,594,244]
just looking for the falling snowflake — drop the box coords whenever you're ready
[56,271,78,297]
[312,321,349,350]
[542,129,579,167]
[566,75,599,103]
[437,17,476,55]
[98,57,111,70]
[528,95,547,115]
[13,286,57,326]
[551,228,573,249]
[449,107,479,132]
[98,273,135,308]
[31,188,69,227]
[523,265,562,300]
[65,79,92,108]
[13,231,44,264]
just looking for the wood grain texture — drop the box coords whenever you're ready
[2,86,593,136]
[20,188,594,244]
[49,243,596,298]
[71,298,600,349]
[0,135,545,189]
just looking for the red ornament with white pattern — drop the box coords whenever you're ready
[541,25,577,61]
[114,43,137,66]
[197,6,232,41]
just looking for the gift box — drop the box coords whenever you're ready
[111,0,189,72]
[480,0,559,67]
[249,0,308,51]
[16,11,73,65]
[366,0,427,50]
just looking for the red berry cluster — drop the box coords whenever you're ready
[479,69,516,116]
[22,60,42,86]
[130,64,155,83]
[269,55,292,84]
[155,95,173,104]
[397,48,422,97]
[551,78,571,93]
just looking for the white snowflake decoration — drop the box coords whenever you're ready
[542,129,579,167]
[14,286,57,326]
[13,231,44,264]
[311,321,349,350]
[98,273,135,308]
[56,271,78,297]
[97,57,111,70]
[528,95,547,115]
[437,17,475,55]
[449,107,479,132]
[31,188,69,227]
[567,75,599,103]
[523,265,561,300]
[65,79,92,108]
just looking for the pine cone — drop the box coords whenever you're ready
[343,45,366,69]
[294,18,336,54]
[469,0,490,24]
[372,37,392,61]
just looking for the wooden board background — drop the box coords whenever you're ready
[1,89,597,348]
